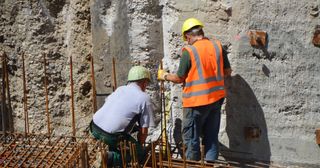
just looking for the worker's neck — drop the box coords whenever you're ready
[189,36,204,45]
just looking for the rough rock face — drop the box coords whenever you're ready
[159,0,320,166]
[1,0,320,166]
[0,0,92,136]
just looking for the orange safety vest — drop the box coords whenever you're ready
[182,39,226,107]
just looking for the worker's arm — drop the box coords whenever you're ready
[138,127,148,144]
[222,46,232,77]
[165,73,186,83]
[159,50,188,83]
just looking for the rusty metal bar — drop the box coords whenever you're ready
[151,142,156,168]
[159,142,163,168]
[100,142,107,168]
[124,140,128,167]
[132,143,138,168]
[69,56,76,137]
[112,57,117,91]
[167,140,172,168]
[182,144,186,168]
[21,52,29,135]
[89,53,97,113]
[128,141,134,167]
[120,141,127,168]
[43,53,51,135]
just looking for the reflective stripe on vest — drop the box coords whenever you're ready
[182,40,224,99]
[184,41,223,87]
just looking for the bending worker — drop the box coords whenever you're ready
[90,66,155,166]
[158,18,232,161]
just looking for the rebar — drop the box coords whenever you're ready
[112,57,117,91]
[69,56,76,137]
[43,53,50,135]
[90,53,97,113]
[22,52,29,135]
[0,133,105,167]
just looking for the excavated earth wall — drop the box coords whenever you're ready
[0,0,92,136]
[1,0,320,166]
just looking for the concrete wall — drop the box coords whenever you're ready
[160,0,320,166]
[2,0,319,166]
[1,0,92,135]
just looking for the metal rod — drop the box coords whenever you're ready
[128,141,134,167]
[120,141,126,168]
[89,53,97,113]
[124,140,127,168]
[100,142,107,168]
[160,60,168,156]
[132,143,138,168]
[43,53,50,135]
[167,140,172,168]
[182,144,186,168]
[159,142,163,168]
[112,57,117,91]
[1,52,6,134]
[69,56,76,137]
[22,52,29,135]
[152,142,156,168]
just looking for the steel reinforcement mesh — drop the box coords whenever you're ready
[0,132,104,168]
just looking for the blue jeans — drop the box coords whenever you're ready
[182,98,224,161]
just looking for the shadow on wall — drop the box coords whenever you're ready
[223,74,271,163]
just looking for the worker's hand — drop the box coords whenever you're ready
[158,69,168,81]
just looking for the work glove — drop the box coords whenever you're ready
[157,69,168,81]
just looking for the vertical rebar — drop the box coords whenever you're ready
[128,141,134,167]
[167,141,172,168]
[100,142,107,168]
[69,56,76,137]
[112,57,117,91]
[80,142,89,168]
[159,142,163,168]
[160,60,167,156]
[89,54,97,113]
[120,141,126,168]
[22,52,29,135]
[43,53,50,135]
[1,52,6,133]
[151,142,156,168]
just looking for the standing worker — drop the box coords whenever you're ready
[158,18,232,161]
[90,66,155,166]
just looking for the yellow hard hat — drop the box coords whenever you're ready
[181,18,204,41]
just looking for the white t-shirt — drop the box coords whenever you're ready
[93,83,155,133]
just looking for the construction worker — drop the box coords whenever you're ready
[90,66,155,166]
[158,18,232,161]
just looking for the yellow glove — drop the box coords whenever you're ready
[157,69,168,81]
